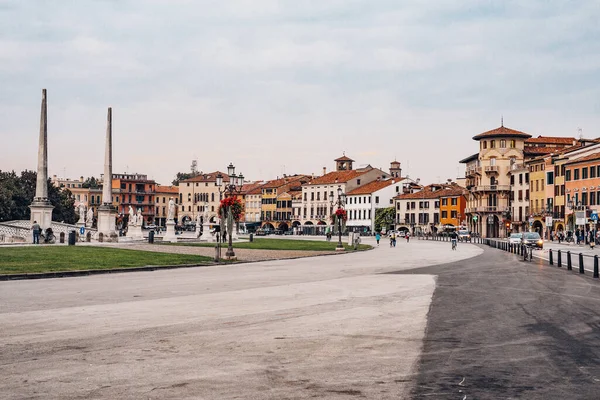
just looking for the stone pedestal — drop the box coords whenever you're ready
[128,224,143,240]
[163,220,178,243]
[30,202,54,231]
[97,205,117,242]
[200,222,213,242]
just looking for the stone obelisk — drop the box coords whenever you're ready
[97,107,117,240]
[30,89,54,229]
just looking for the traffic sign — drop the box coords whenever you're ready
[79,226,85,235]
[591,212,598,221]
[473,215,478,222]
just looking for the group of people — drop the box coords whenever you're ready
[374,231,411,247]
[552,229,599,247]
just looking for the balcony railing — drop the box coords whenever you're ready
[465,166,482,176]
[473,185,510,192]
[464,206,509,213]
[484,166,499,173]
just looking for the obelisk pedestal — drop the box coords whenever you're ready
[97,107,117,241]
[128,223,144,240]
[200,221,214,242]
[30,89,54,230]
[163,219,178,243]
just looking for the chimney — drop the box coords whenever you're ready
[322,167,326,176]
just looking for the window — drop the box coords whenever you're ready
[519,174,523,185]
[357,179,361,185]
[441,210,448,218]
[582,167,588,179]
[451,210,458,219]
[490,140,495,148]
[434,200,440,208]
[591,167,597,179]
[547,172,554,185]
[525,173,529,184]
[574,169,580,180]
[316,192,320,201]
[483,141,487,149]
[304,192,307,201]
[375,196,379,203]
[311,192,314,201]
[510,140,516,148]
[441,198,448,206]
[582,192,588,206]
[451,198,457,206]
[591,192,596,206]
[566,170,571,181]
[500,139,506,148]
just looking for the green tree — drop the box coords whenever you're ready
[0,170,76,224]
[374,207,395,232]
[81,176,100,189]
[172,172,196,186]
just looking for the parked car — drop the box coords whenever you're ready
[283,231,294,235]
[255,229,267,236]
[457,229,471,242]
[508,233,523,244]
[145,224,157,230]
[522,232,543,249]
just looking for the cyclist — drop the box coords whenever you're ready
[450,230,458,250]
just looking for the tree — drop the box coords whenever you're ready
[172,172,195,186]
[374,207,395,232]
[81,176,100,189]
[0,170,76,224]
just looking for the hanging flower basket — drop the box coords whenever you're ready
[218,197,244,222]
[330,208,347,222]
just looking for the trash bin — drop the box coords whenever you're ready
[249,233,254,242]
[68,230,76,246]
[148,230,155,244]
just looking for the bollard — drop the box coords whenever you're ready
[594,255,599,278]
[579,253,585,274]
[557,250,562,267]
[148,230,155,244]
[59,232,65,244]
[567,251,572,270]
[549,249,553,265]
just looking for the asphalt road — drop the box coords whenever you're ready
[0,240,481,400]
[392,246,600,399]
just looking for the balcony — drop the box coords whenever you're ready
[484,166,499,174]
[465,166,482,177]
[465,206,508,213]
[472,185,510,192]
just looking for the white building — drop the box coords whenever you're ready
[509,162,530,232]
[346,178,405,234]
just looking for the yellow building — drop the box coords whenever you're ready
[526,157,547,234]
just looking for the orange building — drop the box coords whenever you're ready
[438,185,468,228]
[110,173,156,226]
[564,152,600,231]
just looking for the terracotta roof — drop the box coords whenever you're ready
[334,155,354,162]
[565,152,600,165]
[395,184,465,200]
[525,136,576,145]
[346,179,401,195]
[261,175,309,189]
[155,185,179,194]
[524,147,555,156]
[308,169,367,185]
[473,126,532,140]
[181,171,230,183]
[239,181,265,195]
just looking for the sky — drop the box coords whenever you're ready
[1,0,599,186]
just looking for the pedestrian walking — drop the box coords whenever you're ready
[405,231,410,243]
[31,220,41,244]
[375,232,381,246]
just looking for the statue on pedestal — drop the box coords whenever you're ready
[137,208,143,227]
[128,205,135,226]
[78,203,86,223]
[167,198,175,221]
[86,208,94,227]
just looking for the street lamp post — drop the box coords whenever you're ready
[330,187,347,250]
[216,163,244,258]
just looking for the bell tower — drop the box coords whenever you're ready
[390,160,402,178]
[334,153,354,171]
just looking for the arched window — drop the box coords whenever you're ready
[490,140,496,148]
[510,140,516,148]
[500,139,506,148]
[483,141,487,149]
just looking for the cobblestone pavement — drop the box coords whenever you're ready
[122,243,339,262]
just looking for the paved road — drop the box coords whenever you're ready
[0,241,481,399]
[393,246,600,399]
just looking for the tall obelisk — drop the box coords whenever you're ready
[30,89,54,229]
[97,107,117,239]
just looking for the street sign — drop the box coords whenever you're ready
[473,215,478,222]
[545,216,553,225]
[79,226,85,235]
[591,212,598,221]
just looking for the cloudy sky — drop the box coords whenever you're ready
[1,0,599,185]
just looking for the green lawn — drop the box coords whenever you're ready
[0,246,213,275]
[164,238,371,252]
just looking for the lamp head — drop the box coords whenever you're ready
[216,173,223,187]
[227,163,235,177]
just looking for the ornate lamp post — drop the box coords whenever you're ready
[216,163,244,258]
[330,187,347,250]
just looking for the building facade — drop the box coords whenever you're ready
[346,178,404,234]
[155,185,179,226]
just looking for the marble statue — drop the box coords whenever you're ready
[167,198,175,220]
[136,208,143,227]
[78,203,86,222]
[128,205,135,226]
[86,207,94,226]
